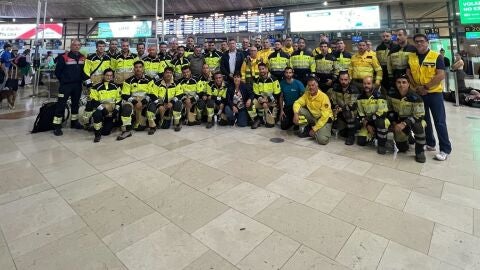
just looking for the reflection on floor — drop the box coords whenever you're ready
[0,80,480,270]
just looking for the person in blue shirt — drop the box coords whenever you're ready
[0,43,13,70]
[279,67,305,130]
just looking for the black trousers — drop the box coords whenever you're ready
[54,82,82,122]
[280,105,295,130]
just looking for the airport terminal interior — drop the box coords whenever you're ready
[1,0,480,269]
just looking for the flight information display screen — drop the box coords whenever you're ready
[158,11,285,35]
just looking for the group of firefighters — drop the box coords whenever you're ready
[52,28,452,163]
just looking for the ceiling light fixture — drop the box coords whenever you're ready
[89,17,93,21]
[49,18,53,22]
[323,1,328,6]
[133,15,137,19]
[12,18,15,22]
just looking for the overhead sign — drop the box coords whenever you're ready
[97,21,152,38]
[459,0,480,24]
[0,24,63,39]
[290,6,380,32]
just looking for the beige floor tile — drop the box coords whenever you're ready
[331,194,434,254]
[266,174,323,204]
[116,223,208,270]
[340,149,400,169]
[475,209,480,237]
[221,159,285,188]
[173,142,225,161]
[104,161,180,200]
[57,174,117,204]
[0,161,51,205]
[102,212,170,253]
[306,165,384,200]
[8,214,86,258]
[14,227,126,270]
[15,138,61,155]
[237,231,300,270]
[0,140,19,154]
[201,175,242,198]
[142,151,189,170]
[375,185,411,210]
[335,228,389,270]
[366,164,444,197]
[41,158,98,187]
[305,187,346,214]
[184,250,239,270]
[162,138,196,151]
[282,245,350,270]
[70,186,154,238]
[442,182,480,209]
[27,146,77,168]
[255,197,355,259]
[378,241,461,270]
[343,159,374,176]
[146,183,228,233]
[395,159,425,174]
[0,234,15,270]
[217,182,280,217]
[0,150,26,166]
[404,192,473,234]
[307,151,354,170]
[76,147,137,172]
[0,189,77,243]
[162,159,227,190]
[273,156,322,178]
[123,143,168,160]
[193,209,273,265]
[421,163,474,188]
[429,224,480,269]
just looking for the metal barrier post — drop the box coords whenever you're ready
[453,70,460,107]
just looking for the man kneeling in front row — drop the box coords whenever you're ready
[293,77,334,145]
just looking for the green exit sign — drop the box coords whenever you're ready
[460,0,480,24]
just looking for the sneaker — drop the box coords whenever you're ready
[434,151,449,161]
[345,136,355,145]
[425,145,436,151]
[116,131,132,141]
[415,152,426,163]
[147,128,156,135]
[93,134,101,143]
[206,122,213,129]
[174,125,182,132]
[377,146,387,155]
[53,128,63,136]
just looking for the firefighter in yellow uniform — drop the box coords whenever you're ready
[158,42,172,69]
[89,68,121,143]
[241,46,262,85]
[117,61,155,140]
[314,41,337,91]
[82,40,112,128]
[204,41,223,73]
[349,40,383,90]
[257,39,274,64]
[282,37,294,56]
[290,37,315,85]
[376,31,394,90]
[205,72,228,128]
[293,77,334,145]
[356,76,390,154]
[114,41,138,85]
[388,75,426,163]
[143,45,164,80]
[171,46,190,80]
[248,63,281,129]
[327,71,360,145]
[311,34,332,57]
[387,29,417,96]
[150,67,183,131]
[177,65,205,126]
[333,39,352,73]
[268,40,290,80]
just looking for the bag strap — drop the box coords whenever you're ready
[90,56,106,77]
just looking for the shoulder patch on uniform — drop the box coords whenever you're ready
[366,56,373,59]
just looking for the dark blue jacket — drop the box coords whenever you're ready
[55,51,88,84]
[226,83,253,108]
[220,50,244,77]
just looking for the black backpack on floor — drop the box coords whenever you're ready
[31,102,70,133]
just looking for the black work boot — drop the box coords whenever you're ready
[251,118,261,129]
[116,131,132,140]
[206,122,213,129]
[298,125,311,138]
[174,125,182,132]
[415,152,426,163]
[148,127,156,135]
[53,127,63,136]
[71,120,84,129]
[345,128,355,145]
[93,131,101,143]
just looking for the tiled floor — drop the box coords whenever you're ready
[0,81,480,269]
